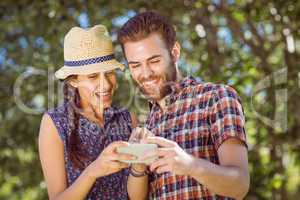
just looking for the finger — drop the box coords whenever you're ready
[141,136,175,147]
[117,161,131,169]
[141,147,174,160]
[143,128,155,137]
[110,161,130,169]
[134,127,142,133]
[139,128,146,140]
[111,153,137,161]
[140,149,157,159]
[140,127,152,139]
[138,128,146,141]
[150,158,168,172]
[106,141,130,153]
[140,138,148,144]
[129,127,142,142]
[109,161,121,169]
[156,164,172,174]
[128,134,138,143]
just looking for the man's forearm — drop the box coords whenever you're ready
[188,158,249,199]
[127,174,148,200]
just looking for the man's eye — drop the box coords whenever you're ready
[150,60,160,63]
[131,64,140,69]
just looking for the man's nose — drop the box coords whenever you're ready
[142,64,154,79]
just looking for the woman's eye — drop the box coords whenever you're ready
[88,74,98,79]
[106,71,114,77]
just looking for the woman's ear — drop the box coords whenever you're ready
[171,41,181,63]
[69,79,78,88]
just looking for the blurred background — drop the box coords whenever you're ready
[0,0,299,199]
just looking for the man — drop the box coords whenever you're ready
[118,11,249,200]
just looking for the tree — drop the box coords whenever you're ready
[0,0,299,199]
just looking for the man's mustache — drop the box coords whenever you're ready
[138,75,160,84]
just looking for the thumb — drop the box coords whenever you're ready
[105,141,130,153]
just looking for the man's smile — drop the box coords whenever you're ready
[142,78,160,88]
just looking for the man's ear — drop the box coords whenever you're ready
[171,41,181,63]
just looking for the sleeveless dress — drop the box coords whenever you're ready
[47,102,132,200]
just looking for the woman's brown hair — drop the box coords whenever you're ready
[63,75,89,170]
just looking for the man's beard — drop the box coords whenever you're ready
[135,61,177,102]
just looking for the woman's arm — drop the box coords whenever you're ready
[39,113,97,200]
[39,113,134,200]
[127,165,149,200]
[127,112,149,200]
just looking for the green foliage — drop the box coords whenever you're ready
[0,0,299,199]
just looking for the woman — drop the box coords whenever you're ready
[38,25,137,200]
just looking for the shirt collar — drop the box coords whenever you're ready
[149,76,198,111]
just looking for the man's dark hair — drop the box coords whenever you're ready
[118,11,176,50]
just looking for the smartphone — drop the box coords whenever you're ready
[116,143,158,165]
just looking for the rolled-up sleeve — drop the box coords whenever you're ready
[209,85,247,151]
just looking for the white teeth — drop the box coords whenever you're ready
[143,79,157,87]
[95,92,110,96]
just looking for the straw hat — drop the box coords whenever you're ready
[55,24,124,79]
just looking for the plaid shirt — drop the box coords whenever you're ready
[145,76,247,200]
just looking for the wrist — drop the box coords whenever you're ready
[187,157,205,177]
[130,165,148,177]
[131,164,147,173]
[85,163,102,180]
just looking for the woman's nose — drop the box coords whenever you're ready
[98,73,112,91]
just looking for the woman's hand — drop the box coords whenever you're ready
[128,127,155,173]
[87,141,136,179]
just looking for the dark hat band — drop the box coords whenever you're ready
[64,54,115,67]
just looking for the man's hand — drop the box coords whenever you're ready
[141,136,195,175]
[129,127,154,143]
